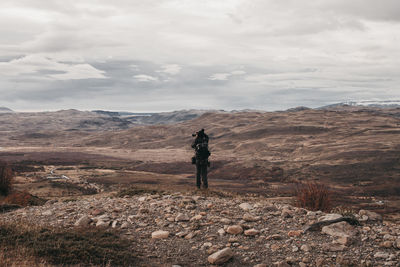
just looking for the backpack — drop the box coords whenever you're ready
[195,137,211,159]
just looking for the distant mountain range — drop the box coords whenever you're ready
[318,100,400,110]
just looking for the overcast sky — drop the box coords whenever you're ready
[1,0,399,112]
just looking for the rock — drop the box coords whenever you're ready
[244,228,260,236]
[281,209,293,218]
[243,213,260,222]
[288,230,303,237]
[220,218,231,224]
[359,210,382,221]
[321,221,357,238]
[111,220,118,228]
[336,236,353,245]
[190,214,202,221]
[217,228,226,236]
[120,222,129,229]
[292,245,299,252]
[315,257,325,267]
[254,264,267,267]
[91,209,104,216]
[151,230,169,239]
[184,232,197,239]
[175,213,190,222]
[207,248,233,264]
[379,241,393,248]
[273,261,290,267]
[74,215,91,226]
[374,251,389,259]
[322,243,345,252]
[226,225,243,235]
[300,244,311,252]
[318,213,342,221]
[42,210,53,216]
[270,244,280,251]
[395,238,400,249]
[239,203,253,211]
[96,220,109,228]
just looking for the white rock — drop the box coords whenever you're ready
[359,210,382,221]
[218,228,226,236]
[208,248,233,264]
[239,203,253,211]
[244,228,260,236]
[321,221,358,238]
[42,210,53,216]
[74,215,91,227]
[175,213,190,222]
[374,252,389,259]
[318,213,343,222]
[96,220,109,228]
[151,230,169,239]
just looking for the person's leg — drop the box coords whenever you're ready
[202,163,208,189]
[196,163,201,188]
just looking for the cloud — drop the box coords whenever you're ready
[134,74,158,82]
[157,64,181,75]
[0,54,106,80]
[208,70,247,80]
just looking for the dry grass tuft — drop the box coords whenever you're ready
[294,182,332,212]
[0,221,137,266]
[0,163,13,196]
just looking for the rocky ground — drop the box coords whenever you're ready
[1,190,399,266]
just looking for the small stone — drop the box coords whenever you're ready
[220,218,231,224]
[292,245,299,252]
[42,210,53,216]
[239,203,253,211]
[315,258,325,267]
[300,244,311,252]
[111,220,118,228]
[336,236,353,246]
[207,248,233,264]
[321,221,358,238]
[374,251,389,259]
[202,242,212,249]
[273,261,290,267]
[299,263,307,267]
[121,222,129,229]
[395,238,400,249]
[175,213,190,222]
[91,209,104,216]
[226,225,243,235]
[96,220,109,228]
[217,228,225,236]
[74,215,91,226]
[379,241,393,248]
[243,213,260,222]
[190,214,202,221]
[288,230,303,237]
[254,264,267,267]
[184,232,197,239]
[359,210,382,221]
[151,230,169,239]
[270,244,280,251]
[318,213,343,221]
[244,228,260,236]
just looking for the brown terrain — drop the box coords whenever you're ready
[1,107,400,266]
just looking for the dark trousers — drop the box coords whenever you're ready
[196,162,208,188]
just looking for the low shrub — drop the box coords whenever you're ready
[3,191,47,206]
[0,163,13,196]
[294,181,332,212]
[0,222,137,266]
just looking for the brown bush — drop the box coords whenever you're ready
[3,191,47,207]
[294,182,332,212]
[0,163,13,196]
[0,221,138,266]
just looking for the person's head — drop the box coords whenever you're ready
[198,128,205,137]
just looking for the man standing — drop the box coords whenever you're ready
[191,129,210,189]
